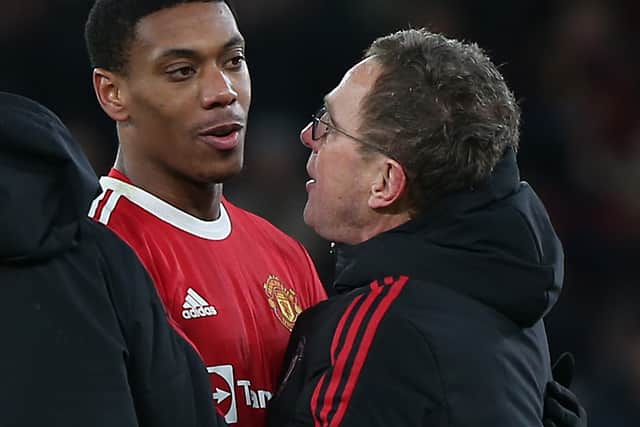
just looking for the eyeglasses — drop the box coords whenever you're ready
[311,106,376,150]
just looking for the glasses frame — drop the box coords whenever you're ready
[310,106,379,151]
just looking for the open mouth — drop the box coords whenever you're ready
[202,123,243,138]
[198,123,244,150]
[305,178,316,191]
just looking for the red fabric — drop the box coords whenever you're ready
[91,169,327,427]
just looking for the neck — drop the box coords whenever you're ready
[114,150,223,221]
[350,211,412,245]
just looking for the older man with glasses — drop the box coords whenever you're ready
[267,28,587,427]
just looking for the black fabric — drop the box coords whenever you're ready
[0,92,99,261]
[0,92,225,427]
[267,148,564,427]
[333,148,563,328]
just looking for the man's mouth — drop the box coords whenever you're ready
[197,123,244,150]
[305,178,316,191]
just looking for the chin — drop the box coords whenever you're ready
[302,204,313,227]
[207,169,242,184]
[303,209,330,241]
[221,161,244,180]
[201,156,244,183]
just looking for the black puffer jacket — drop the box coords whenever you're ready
[0,92,224,427]
[268,148,563,426]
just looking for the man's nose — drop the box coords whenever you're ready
[300,122,316,150]
[201,68,237,109]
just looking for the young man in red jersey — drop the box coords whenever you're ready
[84,1,327,426]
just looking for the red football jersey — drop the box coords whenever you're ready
[89,169,327,427]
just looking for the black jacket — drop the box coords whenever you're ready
[0,92,224,427]
[267,148,564,426]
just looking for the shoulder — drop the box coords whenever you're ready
[301,279,447,426]
[79,218,145,270]
[331,276,478,354]
[224,198,286,234]
[89,186,156,248]
[90,183,141,223]
[78,218,157,304]
[310,276,414,345]
[224,198,309,253]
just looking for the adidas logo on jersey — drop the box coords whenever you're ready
[182,288,217,319]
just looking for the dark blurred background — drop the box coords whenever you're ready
[1,1,638,424]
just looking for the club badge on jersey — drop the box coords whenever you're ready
[263,275,303,331]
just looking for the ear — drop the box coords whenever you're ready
[368,158,407,209]
[92,68,129,122]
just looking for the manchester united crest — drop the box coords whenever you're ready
[264,275,302,331]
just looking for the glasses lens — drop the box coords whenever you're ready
[312,107,329,140]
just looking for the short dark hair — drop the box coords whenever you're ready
[359,28,521,215]
[85,0,236,74]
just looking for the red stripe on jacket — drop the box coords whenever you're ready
[311,276,409,427]
[311,293,365,427]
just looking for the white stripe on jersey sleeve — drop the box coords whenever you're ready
[98,193,122,225]
[88,190,107,218]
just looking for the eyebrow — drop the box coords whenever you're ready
[223,34,245,50]
[155,48,200,63]
[155,34,246,63]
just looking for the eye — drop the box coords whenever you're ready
[227,54,246,70]
[166,66,196,81]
